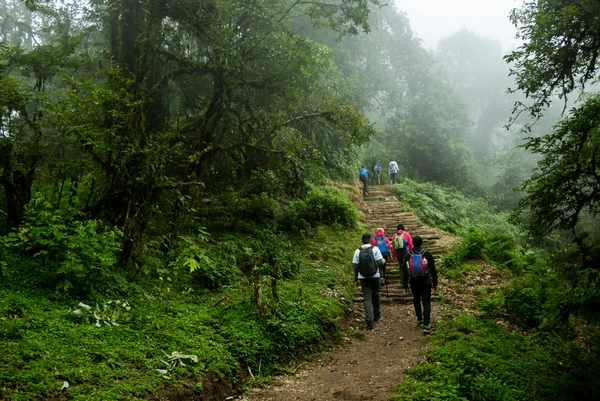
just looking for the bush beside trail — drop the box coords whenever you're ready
[0,184,363,400]
[390,179,600,401]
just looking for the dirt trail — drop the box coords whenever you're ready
[241,184,459,401]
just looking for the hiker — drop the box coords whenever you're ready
[352,233,386,330]
[391,224,414,283]
[373,160,382,185]
[402,235,437,334]
[359,164,369,198]
[371,228,390,285]
[389,160,399,184]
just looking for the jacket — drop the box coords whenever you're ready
[371,228,390,254]
[402,247,437,289]
[352,244,385,280]
[391,229,414,260]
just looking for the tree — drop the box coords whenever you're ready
[514,94,600,238]
[0,0,380,250]
[507,0,600,237]
[505,0,600,121]
[437,29,513,160]
[508,0,600,326]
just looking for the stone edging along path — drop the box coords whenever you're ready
[240,184,461,401]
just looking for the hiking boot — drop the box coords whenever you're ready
[422,325,431,335]
[374,315,381,322]
[417,320,423,328]
[366,323,374,330]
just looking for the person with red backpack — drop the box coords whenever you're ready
[391,224,413,283]
[371,228,390,285]
[402,235,437,334]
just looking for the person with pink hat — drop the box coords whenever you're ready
[371,228,390,285]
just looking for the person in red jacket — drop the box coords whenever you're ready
[391,224,413,284]
[371,228,390,285]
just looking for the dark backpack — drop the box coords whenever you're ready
[408,250,429,278]
[358,246,378,277]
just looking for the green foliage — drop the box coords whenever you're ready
[1,196,122,296]
[0,215,361,400]
[394,314,600,401]
[513,93,600,238]
[506,0,600,119]
[327,4,477,188]
[166,234,234,291]
[391,179,516,236]
[503,275,551,330]
[285,186,361,231]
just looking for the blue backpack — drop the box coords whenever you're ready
[408,250,429,278]
[374,161,381,172]
[375,236,388,254]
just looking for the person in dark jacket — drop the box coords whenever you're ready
[402,235,437,334]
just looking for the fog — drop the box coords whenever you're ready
[394,0,523,52]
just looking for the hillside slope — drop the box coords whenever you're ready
[242,184,459,401]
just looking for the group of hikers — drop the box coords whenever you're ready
[359,160,399,198]
[352,224,437,334]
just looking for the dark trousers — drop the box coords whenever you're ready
[410,278,432,326]
[380,253,389,283]
[360,277,381,326]
[360,175,369,196]
[396,248,407,283]
[390,172,398,184]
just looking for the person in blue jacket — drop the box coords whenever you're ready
[359,164,369,198]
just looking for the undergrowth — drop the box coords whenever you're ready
[0,184,364,400]
[392,179,600,401]
[393,314,600,401]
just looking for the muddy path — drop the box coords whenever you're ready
[240,184,461,401]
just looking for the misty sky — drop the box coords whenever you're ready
[394,0,524,53]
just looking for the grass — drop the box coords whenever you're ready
[387,178,600,401]
[393,314,600,401]
[0,221,366,400]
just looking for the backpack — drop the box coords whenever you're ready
[375,236,388,254]
[389,161,399,173]
[358,246,378,277]
[394,231,408,249]
[374,162,381,172]
[360,167,369,178]
[408,250,429,278]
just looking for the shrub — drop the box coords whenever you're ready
[245,169,285,196]
[391,179,518,238]
[394,314,600,401]
[0,196,122,297]
[234,229,302,280]
[167,234,237,290]
[284,186,360,230]
[503,276,547,330]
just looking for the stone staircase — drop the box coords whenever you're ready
[354,184,452,303]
